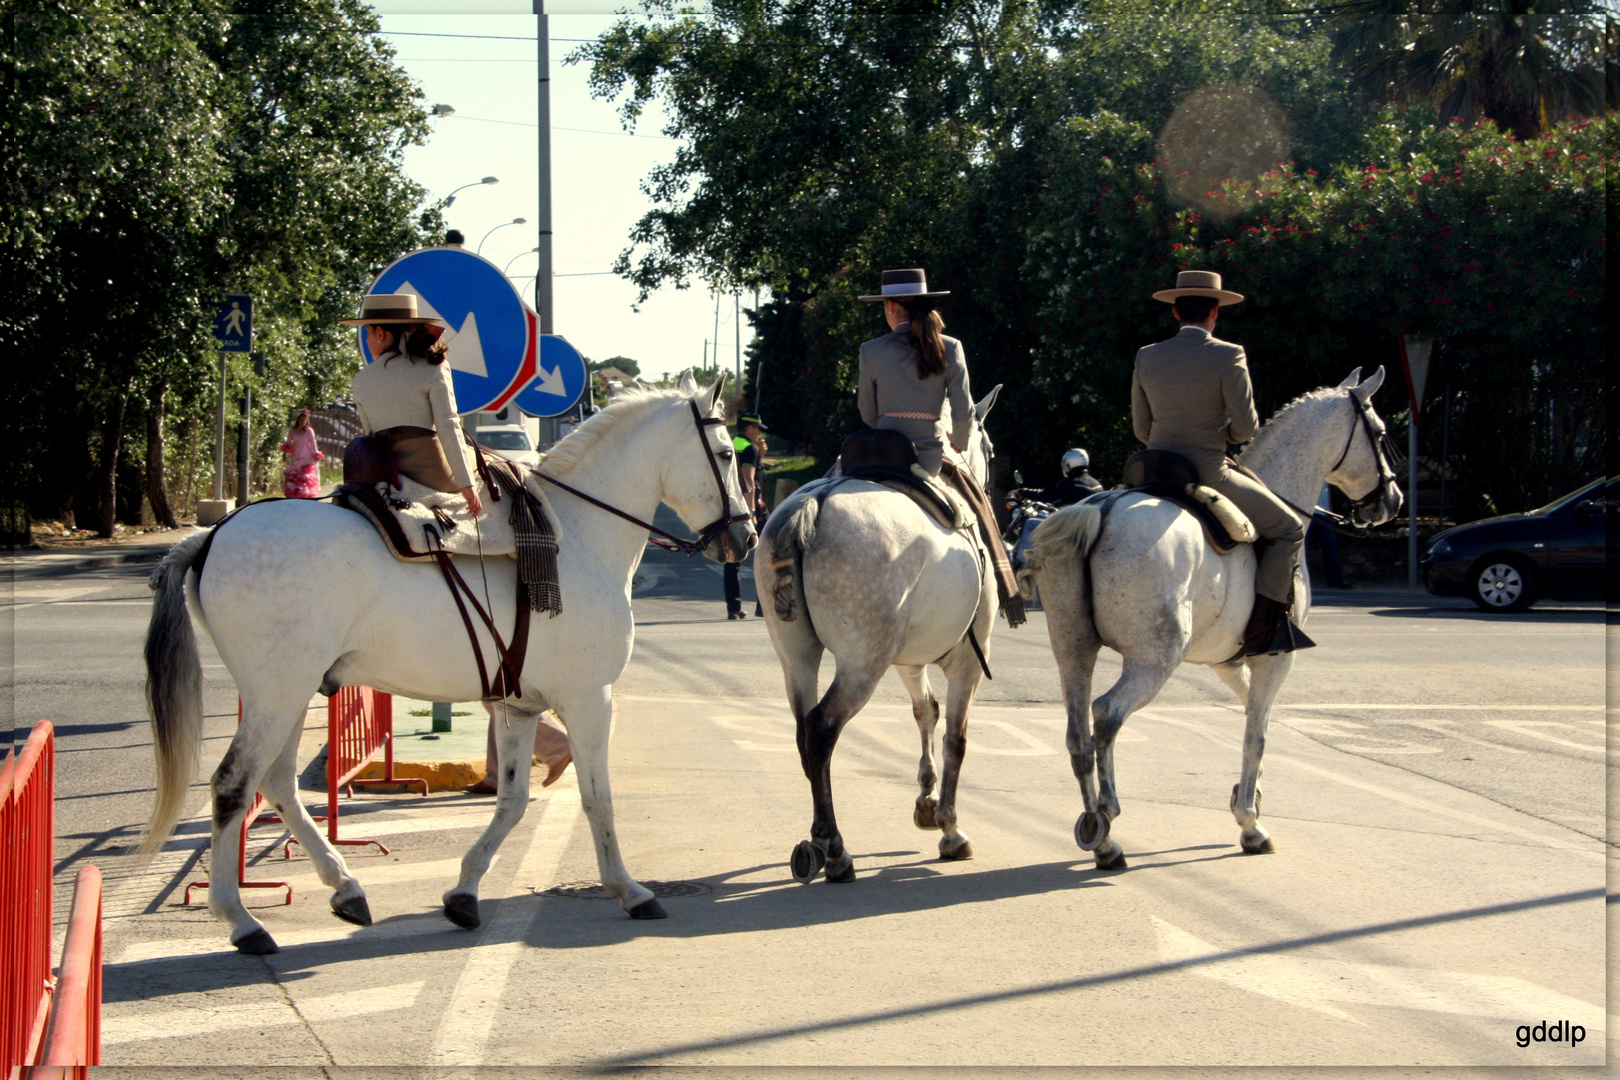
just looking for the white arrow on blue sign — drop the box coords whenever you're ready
[214,295,253,352]
[512,334,589,417]
[364,248,532,414]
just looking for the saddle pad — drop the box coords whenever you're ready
[337,473,559,562]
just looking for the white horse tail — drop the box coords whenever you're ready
[1017,501,1106,598]
[138,530,211,860]
[759,492,820,627]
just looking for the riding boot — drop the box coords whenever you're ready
[1242,596,1317,657]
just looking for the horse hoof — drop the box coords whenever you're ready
[824,852,856,883]
[628,897,668,920]
[330,895,372,927]
[1095,847,1128,871]
[232,928,279,955]
[1241,835,1276,855]
[443,892,481,929]
[914,797,939,830]
[790,840,825,884]
[1075,811,1108,851]
[939,835,973,861]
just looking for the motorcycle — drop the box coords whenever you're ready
[1002,470,1057,572]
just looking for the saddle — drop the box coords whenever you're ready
[829,429,965,529]
[1120,450,1258,555]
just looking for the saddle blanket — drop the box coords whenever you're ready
[340,473,560,562]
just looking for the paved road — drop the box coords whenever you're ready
[4,528,1611,1073]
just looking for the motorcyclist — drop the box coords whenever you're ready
[1013,449,1103,508]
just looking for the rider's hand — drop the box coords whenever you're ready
[461,486,483,517]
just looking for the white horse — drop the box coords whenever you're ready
[1019,369,1402,868]
[141,380,756,954]
[756,387,1002,884]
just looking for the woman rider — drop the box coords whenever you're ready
[342,293,483,517]
[856,268,971,476]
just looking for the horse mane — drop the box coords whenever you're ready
[538,387,705,478]
[1240,385,1345,462]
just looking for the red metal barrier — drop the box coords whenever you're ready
[32,865,103,1078]
[184,700,291,906]
[286,688,426,859]
[2,721,55,1080]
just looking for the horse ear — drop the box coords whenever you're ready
[678,371,699,395]
[706,372,728,414]
[1353,366,1386,401]
[1337,368,1363,389]
[973,383,1003,420]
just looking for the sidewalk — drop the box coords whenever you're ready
[9,526,202,578]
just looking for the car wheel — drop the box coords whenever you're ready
[1469,556,1537,612]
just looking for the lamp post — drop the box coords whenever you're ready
[504,246,541,274]
[478,217,527,254]
[442,175,498,208]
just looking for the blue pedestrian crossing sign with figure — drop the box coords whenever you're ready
[364,248,533,414]
[214,295,252,352]
[512,334,589,417]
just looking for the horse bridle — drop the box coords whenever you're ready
[1315,388,1400,530]
[531,399,752,556]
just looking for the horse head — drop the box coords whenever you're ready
[1330,367,1403,526]
[958,383,1002,487]
[662,374,758,563]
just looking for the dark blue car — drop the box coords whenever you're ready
[1419,477,1614,611]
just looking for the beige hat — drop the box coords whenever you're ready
[1152,270,1244,306]
[338,293,443,326]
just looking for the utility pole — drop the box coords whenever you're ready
[752,287,764,413]
[734,292,741,388]
[533,1,558,450]
[212,354,227,500]
[712,291,721,383]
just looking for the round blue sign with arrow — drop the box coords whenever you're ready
[363,248,531,414]
[512,334,589,417]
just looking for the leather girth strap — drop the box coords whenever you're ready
[432,551,531,701]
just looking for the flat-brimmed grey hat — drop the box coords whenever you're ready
[1152,270,1244,306]
[338,292,444,326]
[858,268,950,302]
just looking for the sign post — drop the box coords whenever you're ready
[203,295,253,525]
[1398,331,1434,589]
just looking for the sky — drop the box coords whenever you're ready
[370,2,752,387]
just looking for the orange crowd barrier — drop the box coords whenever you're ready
[32,865,103,1078]
[286,688,427,859]
[2,721,56,1080]
[184,700,291,905]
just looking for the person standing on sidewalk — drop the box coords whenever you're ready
[723,413,768,620]
[280,409,324,498]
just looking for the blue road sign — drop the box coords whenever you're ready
[365,248,531,414]
[214,295,252,352]
[512,334,589,417]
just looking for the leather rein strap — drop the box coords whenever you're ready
[530,398,748,556]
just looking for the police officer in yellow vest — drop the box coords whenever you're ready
[1131,271,1308,656]
[723,413,768,619]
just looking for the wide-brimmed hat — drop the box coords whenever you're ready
[1152,270,1244,306]
[858,268,951,303]
[338,293,444,326]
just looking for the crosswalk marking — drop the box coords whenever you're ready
[101,981,424,1044]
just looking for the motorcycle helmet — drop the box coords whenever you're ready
[1060,448,1089,477]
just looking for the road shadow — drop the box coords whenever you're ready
[1365,604,1604,624]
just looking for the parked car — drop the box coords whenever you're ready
[1419,477,1614,611]
[471,424,540,468]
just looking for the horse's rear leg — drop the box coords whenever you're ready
[1086,654,1177,870]
[792,661,885,885]
[257,720,369,927]
[1231,653,1292,854]
[443,702,544,928]
[894,665,941,830]
[933,646,986,862]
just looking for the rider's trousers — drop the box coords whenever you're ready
[1167,445,1306,603]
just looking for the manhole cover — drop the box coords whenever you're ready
[538,880,711,900]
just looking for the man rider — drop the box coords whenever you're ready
[1015,448,1103,507]
[1131,271,1309,656]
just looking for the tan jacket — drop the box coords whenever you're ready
[352,351,476,490]
[857,325,973,453]
[1131,326,1259,456]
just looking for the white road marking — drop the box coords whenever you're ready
[1484,721,1606,755]
[428,780,582,1065]
[1153,916,1605,1030]
[112,915,456,965]
[101,981,424,1044]
[278,855,497,896]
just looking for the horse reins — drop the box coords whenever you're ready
[1279,389,1400,535]
[530,399,750,556]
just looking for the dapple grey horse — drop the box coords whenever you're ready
[1019,369,1402,868]
[757,388,1002,884]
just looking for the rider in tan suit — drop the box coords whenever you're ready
[1131,271,1308,656]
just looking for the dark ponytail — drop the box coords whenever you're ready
[404,325,449,365]
[899,299,946,378]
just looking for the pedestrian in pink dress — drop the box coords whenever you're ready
[280,409,324,499]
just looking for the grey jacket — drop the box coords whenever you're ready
[352,350,476,490]
[857,325,973,453]
[1131,326,1259,456]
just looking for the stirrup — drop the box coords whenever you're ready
[1246,615,1316,657]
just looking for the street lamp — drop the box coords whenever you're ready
[478,217,527,254]
[504,246,541,274]
[443,175,498,208]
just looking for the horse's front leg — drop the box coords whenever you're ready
[1231,652,1292,854]
[551,686,663,919]
[894,665,941,831]
[443,701,543,928]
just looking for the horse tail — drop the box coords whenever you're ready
[1017,501,1105,598]
[759,491,820,630]
[138,530,211,860]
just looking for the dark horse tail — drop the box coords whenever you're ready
[759,490,821,635]
[139,531,211,860]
